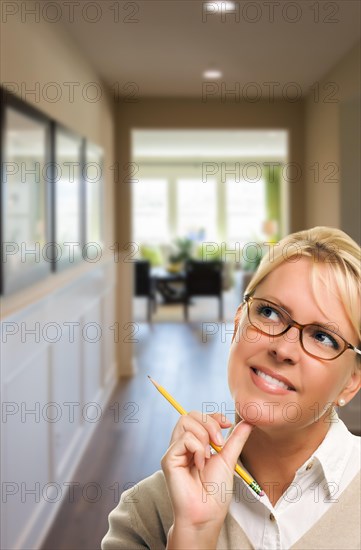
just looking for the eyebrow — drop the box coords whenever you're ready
[260,295,292,314]
[260,295,341,333]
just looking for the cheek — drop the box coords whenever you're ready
[227,332,260,395]
[230,323,265,362]
[305,360,350,395]
[227,338,249,397]
[227,345,239,399]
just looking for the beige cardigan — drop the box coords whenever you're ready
[101,469,360,549]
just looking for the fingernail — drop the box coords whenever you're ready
[215,432,224,445]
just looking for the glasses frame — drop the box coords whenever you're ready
[244,294,361,361]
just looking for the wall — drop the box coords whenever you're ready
[0,10,119,550]
[305,40,360,239]
[1,4,117,317]
[116,100,306,377]
[304,40,361,431]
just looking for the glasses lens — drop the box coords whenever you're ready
[248,298,345,360]
[249,299,288,336]
[302,324,344,360]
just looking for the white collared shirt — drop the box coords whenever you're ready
[229,416,360,549]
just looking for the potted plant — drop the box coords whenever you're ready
[168,237,194,273]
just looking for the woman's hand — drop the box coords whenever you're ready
[161,411,253,548]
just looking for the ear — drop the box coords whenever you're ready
[337,367,361,405]
[232,303,244,343]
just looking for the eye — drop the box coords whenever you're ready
[311,329,340,350]
[256,303,281,322]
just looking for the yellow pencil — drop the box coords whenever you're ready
[148,375,264,497]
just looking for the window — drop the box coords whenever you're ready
[85,142,103,247]
[132,178,168,243]
[1,101,51,294]
[54,127,83,267]
[176,178,217,241]
[1,91,105,294]
[226,177,266,245]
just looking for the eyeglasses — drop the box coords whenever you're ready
[244,294,361,361]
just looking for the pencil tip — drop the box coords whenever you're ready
[148,375,158,387]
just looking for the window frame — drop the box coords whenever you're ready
[0,89,104,295]
[0,90,52,295]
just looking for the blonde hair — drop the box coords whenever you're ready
[233,226,361,362]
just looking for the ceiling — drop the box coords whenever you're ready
[59,0,360,98]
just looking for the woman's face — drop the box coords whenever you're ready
[228,257,360,432]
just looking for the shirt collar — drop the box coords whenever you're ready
[227,413,356,491]
[295,413,355,486]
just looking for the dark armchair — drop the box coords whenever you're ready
[134,260,156,322]
[184,260,223,321]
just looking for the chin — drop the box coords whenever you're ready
[235,397,293,428]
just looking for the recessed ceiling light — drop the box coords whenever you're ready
[204,1,237,11]
[203,69,223,79]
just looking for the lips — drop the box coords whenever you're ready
[250,366,296,391]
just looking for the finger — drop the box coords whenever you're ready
[208,412,233,427]
[162,431,207,472]
[170,412,225,449]
[188,411,231,445]
[219,422,254,473]
[170,415,211,453]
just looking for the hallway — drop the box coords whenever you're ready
[41,322,234,550]
[2,2,360,548]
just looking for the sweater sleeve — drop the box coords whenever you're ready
[101,470,174,550]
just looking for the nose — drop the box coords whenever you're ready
[267,326,301,364]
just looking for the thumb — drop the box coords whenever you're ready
[219,422,254,472]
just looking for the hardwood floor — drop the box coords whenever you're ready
[41,322,235,550]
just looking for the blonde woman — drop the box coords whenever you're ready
[102,226,361,550]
